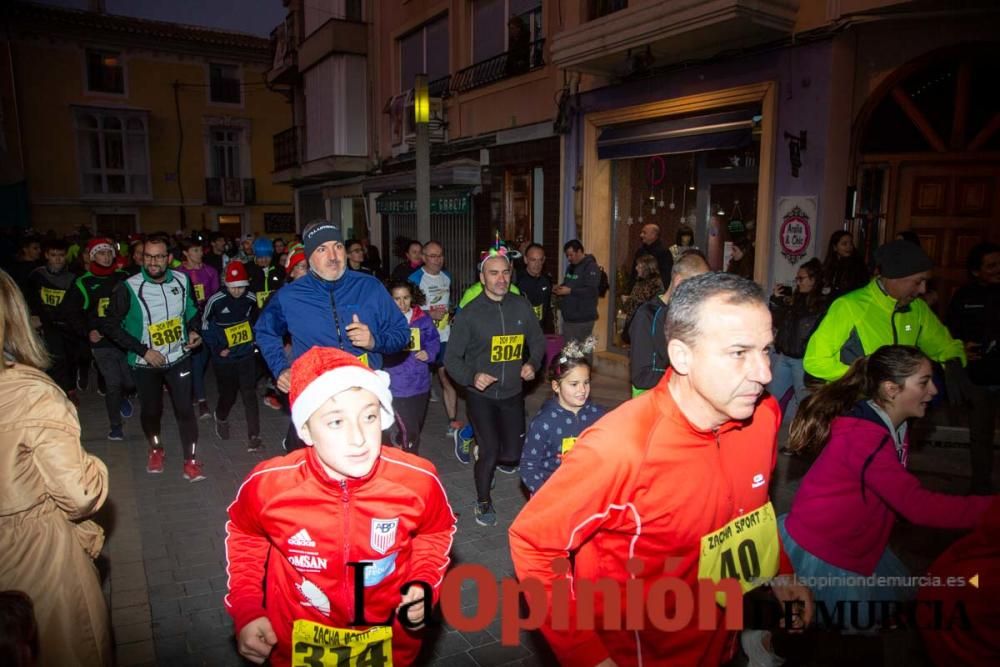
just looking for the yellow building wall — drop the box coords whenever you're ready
[13,36,292,236]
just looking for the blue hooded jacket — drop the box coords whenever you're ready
[520,397,607,493]
[255,269,409,375]
[382,306,441,398]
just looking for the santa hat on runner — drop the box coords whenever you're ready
[224,261,249,287]
[285,243,306,272]
[86,237,115,259]
[290,346,394,439]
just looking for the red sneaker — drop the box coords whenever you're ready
[183,459,206,483]
[263,395,282,411]
[146,448,165,474]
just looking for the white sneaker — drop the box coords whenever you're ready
[740,630,785,667]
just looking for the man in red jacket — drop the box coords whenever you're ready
[225,346,456,666]
[509,272,812,666]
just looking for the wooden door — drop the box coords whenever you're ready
[894,162,1000,314]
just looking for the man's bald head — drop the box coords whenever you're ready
[640,224,661,245]
[662,249,710,303]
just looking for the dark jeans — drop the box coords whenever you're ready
[393,392,429,454]
[42,325,79,394]
[966,382,999,493]
[132,357,198,459]
[214,355,260,438]
[92,346,134,428]
[466,391,525,503]
[190,344,210,403]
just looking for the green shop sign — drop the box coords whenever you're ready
[376,193,470,215]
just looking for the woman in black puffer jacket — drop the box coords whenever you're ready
[768,258,827,430]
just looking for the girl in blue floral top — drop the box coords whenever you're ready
[520,338,607,494]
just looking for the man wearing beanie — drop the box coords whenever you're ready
[204,261,262,452]
[71,237,134,439]
[246,236,285,310]
[804,238,967,383]
[224,346,456,667]
[255,221,409,450]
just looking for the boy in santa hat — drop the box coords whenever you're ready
[203,261,262,451]
[224,346,456,667]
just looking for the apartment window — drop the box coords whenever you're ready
[472,0,541,64]
[211,128,242,178]
[86,49,125,94]
[399,15,449,92]
[75,110,150,197]
[210,64,241,104]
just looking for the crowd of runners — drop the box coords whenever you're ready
[0,221,997,666]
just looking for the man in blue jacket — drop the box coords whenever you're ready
[255,221,410,444]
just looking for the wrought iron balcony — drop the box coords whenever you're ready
[428,75,451,99]
[205,178,256,206]
[273,126,303,172]
[268,13,298,84]
[450,38,545,94]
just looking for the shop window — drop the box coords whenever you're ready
[75,109,150,198]
[86,49,125,94]
[209,64,241,104]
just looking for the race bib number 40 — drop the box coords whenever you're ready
[224,321,253,347]
[490,334,524,363]
[291,620,392,667]
[697,501,780,607]
[148,317,183,347]
[40,287,65,306]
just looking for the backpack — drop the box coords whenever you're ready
[598,266,610,298]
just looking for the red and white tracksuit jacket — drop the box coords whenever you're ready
[509,370,794,666]
[225,446,456,666]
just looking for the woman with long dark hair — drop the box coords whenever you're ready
[767,257,826,429]
[821,230,868,297]
[780,346,995,631]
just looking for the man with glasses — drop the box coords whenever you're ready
[345,238,374,274]
[102,234,206,481]
[408,241,462,436]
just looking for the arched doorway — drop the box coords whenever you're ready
[852,43,1000,310]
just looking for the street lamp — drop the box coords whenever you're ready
[414,74,430,242]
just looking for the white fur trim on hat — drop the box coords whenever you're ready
[89,242,114,259]
[225,278,249,287]
[292,365,394,440]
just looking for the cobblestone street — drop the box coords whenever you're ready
[77,366,993,666]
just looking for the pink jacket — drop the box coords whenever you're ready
[784,403,994,575]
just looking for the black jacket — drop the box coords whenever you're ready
[203,288,260,363]
[515,270,554,333]
[26,266,79,332]
[245,262,285,309]
[559,254,600,323]
[74,269,129,349]
[445,291,545,400]
[771,292,828,359]
[947,282,1000,386]
[628,296,670,391]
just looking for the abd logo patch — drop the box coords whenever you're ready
[370,518,398,555]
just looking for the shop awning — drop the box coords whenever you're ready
[375,188,472,215]
[597,108,759,160]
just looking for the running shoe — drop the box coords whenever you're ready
[473,501,496,527]
[445,420,462,437]
[453,424,474,464]
[76,369,88,392]
[214,413,230,440]
[197,400,211,420]
[147,448,165,474]
[497,464,519,475]
[247,435,264,453]
[108,425,124,441]
[740,630,785,667]
[120,398,134,419]
[183,459,206,482]
[263,395,282,411]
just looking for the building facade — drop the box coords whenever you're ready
[1,2,294,238]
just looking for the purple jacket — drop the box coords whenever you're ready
[176,263,220,310]
[784,401,994,575]
[383,307,440,398]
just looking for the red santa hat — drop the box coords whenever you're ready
[86,237,115,259]
[285,246,306,273]
[290,346,394,439]
[224,261,249,287]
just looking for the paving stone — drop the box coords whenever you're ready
[468,640,530,666]
[115,639,156,665]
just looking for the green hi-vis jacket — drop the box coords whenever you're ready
[804,279,966,382]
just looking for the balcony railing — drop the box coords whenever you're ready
[428,75,451,99]
[273,126,303,171]
[206,178,256,206]
[450,38,545,94]
[270,12,297,72]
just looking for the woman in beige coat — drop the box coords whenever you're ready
[0,269,111,666]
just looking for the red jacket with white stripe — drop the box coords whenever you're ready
[225,446,456,666]
[509,370,792,666]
